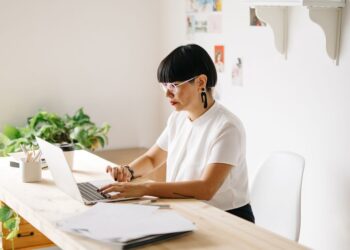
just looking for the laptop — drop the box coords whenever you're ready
[36,137,134,205]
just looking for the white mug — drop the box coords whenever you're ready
[56,143,75,170]
[20,160,42,183]
[63,151,75,170]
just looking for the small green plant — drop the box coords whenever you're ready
[0,108,110,156]
[0,203,20,250]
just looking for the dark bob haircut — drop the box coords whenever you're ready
[157,44,217,90]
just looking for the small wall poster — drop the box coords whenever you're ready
[186,0,222,12]
[214,45,224,73]
[186,0,223,35]
[231,57,243,86]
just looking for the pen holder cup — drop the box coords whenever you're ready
[20,160,42,183]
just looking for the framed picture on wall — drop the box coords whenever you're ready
[231,57,243,86]
[187,0,222,13]
[214,45,224,73]
[186,0,223,37]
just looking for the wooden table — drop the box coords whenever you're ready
[0,148,308,250]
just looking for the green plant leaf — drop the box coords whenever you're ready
[28,111,65,130]
[2,125,20,140]
[72,108,92,125]
[3,217,18,230]
[2,214,20,242]
[0,133,10,152]
[0,205,13,222]
[2,137,30,155]
[5,229,19,240]
[96,136,105,148]
[1,108,110,153]
[74,143,84,150]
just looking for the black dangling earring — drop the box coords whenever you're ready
[201,88,208,109]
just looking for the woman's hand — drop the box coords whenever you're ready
[106,165,132,182]
[98,182,148,199]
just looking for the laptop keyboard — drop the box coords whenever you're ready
[77,182,108,201]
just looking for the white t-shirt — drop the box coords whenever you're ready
[156,101,250,210]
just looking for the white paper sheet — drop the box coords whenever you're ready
[57,203,196,243]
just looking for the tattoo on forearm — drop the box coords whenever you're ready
[172,192,195,198]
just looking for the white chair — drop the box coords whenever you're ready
[250,151,305,241]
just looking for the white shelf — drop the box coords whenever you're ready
[250,0,304,6]
[308,7,342,64]
[255,6,288,58]
[303,0,345,7]
[250,0,345,7]
[248,0,345,64]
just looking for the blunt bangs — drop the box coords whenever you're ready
[157,44,217,89]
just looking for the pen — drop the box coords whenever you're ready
[33,151,42,162]
[131,200,170,209]
[20,144,32,162]
[145,204,170,209]
[20,144,28,154]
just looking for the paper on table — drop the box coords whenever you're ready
[57,203,196,243]
[108,211,196,241]
[58,203,157,231]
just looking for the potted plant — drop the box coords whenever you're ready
[0,108,110,156]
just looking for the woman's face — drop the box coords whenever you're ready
[165,76,205,112]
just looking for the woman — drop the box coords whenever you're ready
[99,44,254,223]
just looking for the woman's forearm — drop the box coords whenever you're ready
[99,163,231,200]
[144,180,215,201]
[128,155,155,178]
[141,163,232,200]
[127,145,167,179]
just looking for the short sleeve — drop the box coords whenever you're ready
[156,126,168,151]
[207,125,242,166]
[155,112,176,151]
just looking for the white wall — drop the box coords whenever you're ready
[1,0,350,249]
[0,0,164,149]
[160,1,350,249]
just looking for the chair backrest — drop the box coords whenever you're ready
[250,151,305,241]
